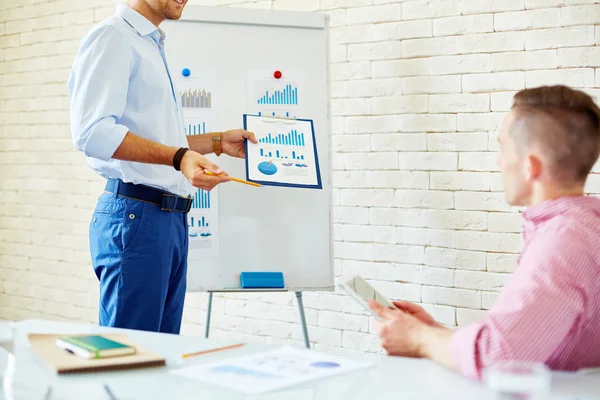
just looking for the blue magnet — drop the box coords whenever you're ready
[182,68,191,77]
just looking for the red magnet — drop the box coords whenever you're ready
[274,70,282,79]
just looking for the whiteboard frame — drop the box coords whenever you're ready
[169,6,334,292]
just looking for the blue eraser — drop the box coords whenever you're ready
[240,272,284,289]
[182,68,191,77]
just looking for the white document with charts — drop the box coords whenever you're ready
[244,115,322,189]
[170,347,372,394]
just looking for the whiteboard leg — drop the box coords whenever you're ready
[205,292,213,339]
[295,292,310,349]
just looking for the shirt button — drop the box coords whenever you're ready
[129,214,136,220]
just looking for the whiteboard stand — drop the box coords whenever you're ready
[204,290,311,349]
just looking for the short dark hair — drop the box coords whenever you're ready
[511,85,600,182]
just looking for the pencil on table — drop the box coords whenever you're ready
[182,343,246,359]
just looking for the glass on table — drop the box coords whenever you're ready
[483,361,551,400]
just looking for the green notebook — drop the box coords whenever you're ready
[56,335,136,359]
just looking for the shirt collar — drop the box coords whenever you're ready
[116,4,163,38]
[522,195,600,225]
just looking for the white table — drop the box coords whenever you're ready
[0,320,598,399]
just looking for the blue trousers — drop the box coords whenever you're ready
[89,193,188,334]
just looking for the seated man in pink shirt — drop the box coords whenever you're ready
[369,85,600,380]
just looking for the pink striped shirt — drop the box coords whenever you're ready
[451,195,600,380]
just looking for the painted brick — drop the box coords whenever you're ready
[371,95,428,114]
[395,190,455,210]
[398,152,458,171]
[402,36,459,58]
[429,94,490,113]
[422,286,482,309]
[427,133,489,152]
[346,4,402,25]
[401,1,459,20]
[524,26,594,50]
[372,58,428,78]
[427,54,491,75]
[488,212,522,233]
[425,247,487,271]
[371,171,430,189]
[371,134,427,152]
[525,68,595,88]
[455,270,509,291]
[459,32,525,54]
[561,5,600,26]
[487,253,519,273]
[404,75,461,95]
[433,14,494,36]
[494,8,560,31]
[430,172,490,191]
[463,72,525,93]
[492,50,558,72]
[457,308,487,325]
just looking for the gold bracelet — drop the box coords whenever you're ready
[212,132,222,156]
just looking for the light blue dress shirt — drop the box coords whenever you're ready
[68,4,193,197]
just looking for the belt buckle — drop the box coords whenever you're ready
[185,196,192,213]
[161,194,175,212]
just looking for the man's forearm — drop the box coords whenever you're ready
[113,132,179,166]
[187,133,215,155]
[417,325,458,372]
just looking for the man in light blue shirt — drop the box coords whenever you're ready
[68,0,256,333]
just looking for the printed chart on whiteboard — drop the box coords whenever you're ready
[187,187,219,257]
[174,68,217,133]
[172,68,220,257]
[244,115,322,189]
[247,70,306,119]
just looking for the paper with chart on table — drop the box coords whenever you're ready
[170,346,373,394]
[244,115,322,189]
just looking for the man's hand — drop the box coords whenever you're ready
[392,301,439,327]
[180,150,230,191]
[369,300,458,371]
[369,300,429,358]
[221,129,258,158]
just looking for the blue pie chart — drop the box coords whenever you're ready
[258,162,278,176]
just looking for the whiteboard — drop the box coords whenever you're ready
[162,6,332,292]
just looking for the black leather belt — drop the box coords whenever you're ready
[105,178,192,213]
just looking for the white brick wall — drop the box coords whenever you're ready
[1,0,599,355]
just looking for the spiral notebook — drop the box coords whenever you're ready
[28,334,166,374]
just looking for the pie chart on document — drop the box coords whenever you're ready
[258,161,278,176]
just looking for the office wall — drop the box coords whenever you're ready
[1,0,599,357]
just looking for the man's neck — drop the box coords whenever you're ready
[127,0,164,27]
[529,183,585,206]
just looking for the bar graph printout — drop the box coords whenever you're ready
[244,115,322,189]
[187,186,220,257]
[172,68,220,257]
[246,70,306,119]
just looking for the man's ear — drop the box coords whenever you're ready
[525,154,542,181]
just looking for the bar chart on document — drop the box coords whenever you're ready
[247,70,306,118]
[187,187,220,255]
[245,115,322,189]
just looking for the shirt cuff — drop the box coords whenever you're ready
[451,322,484,381]
[84,123,129,161]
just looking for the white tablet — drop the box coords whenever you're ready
[339,276,397,320]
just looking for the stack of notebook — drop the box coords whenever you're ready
[28,334,166,374]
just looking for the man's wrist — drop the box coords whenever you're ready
[212,132,222,156]
[173,147,189,171]
[416,324,454,359]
